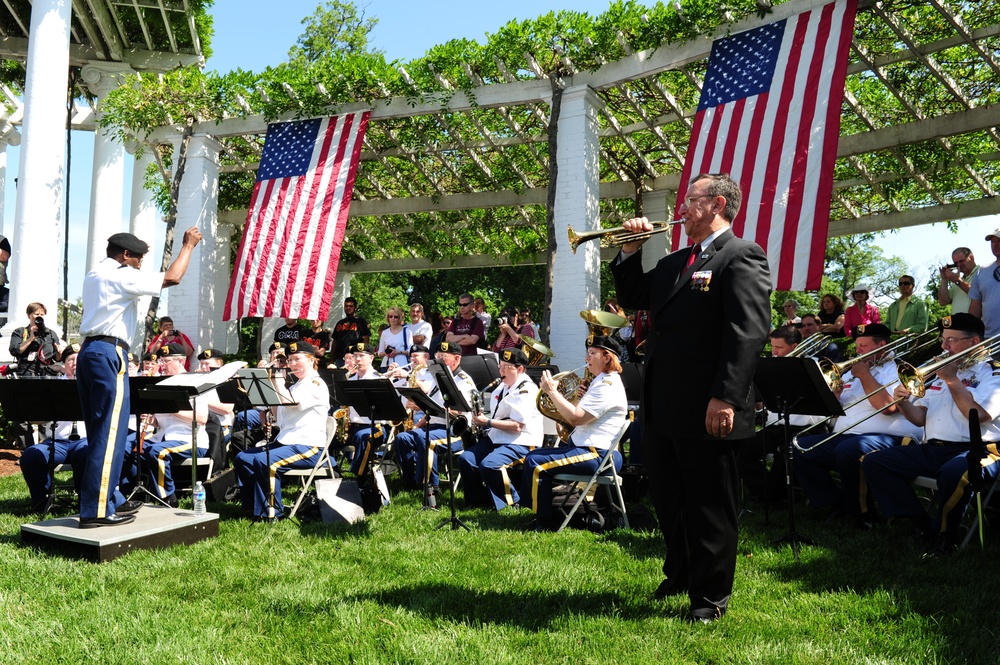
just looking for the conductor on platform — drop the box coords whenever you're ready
[75,227,202,528]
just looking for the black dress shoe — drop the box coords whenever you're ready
[654,579,687,600]
[687,607,725,624]
[163,494,179,508]
[79,513,136,528]
[116,500,143,516]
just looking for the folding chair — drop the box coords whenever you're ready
[553,419,632,532]
[288,417,341,518]
[912,474,995,549]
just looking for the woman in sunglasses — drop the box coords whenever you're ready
[377,306,409,370]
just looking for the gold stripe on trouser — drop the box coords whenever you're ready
[425,437,450,485]
[940,452,1000,532]
[269,446,320,514]
[499,456,527,507]
[356,436,374,477]
[530,448,599,513]
[97,348,128,518]
[156,442,198,497]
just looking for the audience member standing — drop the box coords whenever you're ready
[447,293,486,356]
[969,229,1000,337]
[331,297,371,366]
[10,302,63,376]
[843,284,881,338]
[937,247,979,314]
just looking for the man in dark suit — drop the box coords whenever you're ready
[611,173,771,623]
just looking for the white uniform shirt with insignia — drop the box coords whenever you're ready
[572,371,628,450]
[914,359,1000,442]
[488,375,542,447]
[277,371,330,447]
[150,398,210,448]
[80,257,164,341]
[429,368,476,426]
[835,360,923,439]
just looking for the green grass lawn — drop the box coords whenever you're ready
[0,472,996,665]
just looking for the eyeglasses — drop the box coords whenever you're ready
[898,281,913,287]
[458,301,472,307]
[387,315,399,319]
[939,335,973,345]
[683,194,713,206]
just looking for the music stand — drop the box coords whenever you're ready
[427,363,472,531]
[754,357,843,560]
[0,379,84,516]
[398,386,447,510]
[340,379,407,508]
[232,368,290,519]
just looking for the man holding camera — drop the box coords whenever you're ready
[938,247,979,315]
[10,302,64,376]
[491,308,536,354]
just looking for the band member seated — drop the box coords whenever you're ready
[197,348,235,442]
[793,323,922,526]
[140,351,159,376]
[393,341,476,493]
[342,342,383,469]
[233,341,330,521]
[345,344,434,476]
[459,348,542,510]
[523,336,628,530]
[143,343,210,506]
[863,313,1000,556]
[19,345,141,517]
[739,326,825,502]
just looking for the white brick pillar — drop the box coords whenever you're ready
[641,189,671,273]
[0,120,19,235]
[4,0,72,347]
[549,85,604,366]
[167,134,222,354]
[212,223,238,353]
[126,143,160,349]
[81,63,133,275]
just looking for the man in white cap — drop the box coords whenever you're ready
[969,228,1000,337]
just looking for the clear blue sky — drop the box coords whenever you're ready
[2,0,993,299]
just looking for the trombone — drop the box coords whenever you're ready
[785,334,832,358]
[817,329,937,392]
[795,333,1000,452]
[568,221,683,254]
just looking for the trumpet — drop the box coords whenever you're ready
[568,221,682,254]
[796,333,1000,452]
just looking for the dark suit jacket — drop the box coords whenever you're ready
[611,228,772,440]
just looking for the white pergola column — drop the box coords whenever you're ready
[82,63,133,275]
[4,0,72,347]
[126,144,160,350]
[0,120,19,236]
[167,134,222,354]
[211,223,237,353]
[641,189,671,273]
[549,85,604,365]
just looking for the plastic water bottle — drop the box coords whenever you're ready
[193,481,206,516]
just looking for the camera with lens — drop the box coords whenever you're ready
[497,317,508,327]
[385,345,396,356]
[945,263,958,270]
[33,316,46,336]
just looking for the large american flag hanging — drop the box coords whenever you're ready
[672,0,857,291]
[223,111,370,321]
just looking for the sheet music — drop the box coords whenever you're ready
[156,361,249,392]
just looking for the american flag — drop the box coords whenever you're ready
[223,111,370,321]
[672,0,857,291]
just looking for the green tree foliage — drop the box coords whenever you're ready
[287,1,380,64]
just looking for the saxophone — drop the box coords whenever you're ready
[401,363,427,431]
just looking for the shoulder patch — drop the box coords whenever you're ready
[517,389,529,395]
[990,360,1000,371]
[602,379,613,385]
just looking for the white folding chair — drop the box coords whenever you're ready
[553,419,632,532]
[288,417,340,518]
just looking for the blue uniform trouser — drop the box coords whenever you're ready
[347,426,376,476]
[522,444,622,524]
[794,432,907,517]
[393,426,457,487]
[144,440,207,499]
[233,443,321,518]
[863,444,1000,535]
[76,338,131,519]
[458,437,533,510]
[20,438,89,508]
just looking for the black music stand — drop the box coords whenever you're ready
[398,386,447,510]
[233,368,290,519]
[427,363,473,531]
[0,379,83,516]
[341,379,407,508]
[754,357,843,560]
[460,354,501,391]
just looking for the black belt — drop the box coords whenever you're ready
[925,439,971,448]
[84,335,130,352]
